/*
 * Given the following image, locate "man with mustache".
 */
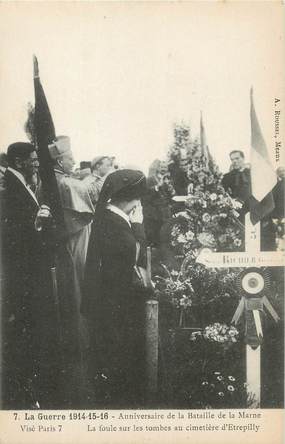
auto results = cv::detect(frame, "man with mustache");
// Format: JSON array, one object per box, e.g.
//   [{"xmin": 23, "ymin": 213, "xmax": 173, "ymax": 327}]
[{"xmin": 1, "ymin": 142, "xmax": 55, "ymax": 408}]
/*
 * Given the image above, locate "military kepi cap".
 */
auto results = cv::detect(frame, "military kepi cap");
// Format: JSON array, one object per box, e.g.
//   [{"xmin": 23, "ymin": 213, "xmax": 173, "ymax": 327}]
[
  {"xmin": 91, "ymin": 156, "xmax": 110, "ymax": 170},
  {"xmin": 48, "ymin": 135, "xmax": 71, "ymax": 160},
  {"xmin": 100, "ymin": 169, "xmax": 147, "ymax": 202}
]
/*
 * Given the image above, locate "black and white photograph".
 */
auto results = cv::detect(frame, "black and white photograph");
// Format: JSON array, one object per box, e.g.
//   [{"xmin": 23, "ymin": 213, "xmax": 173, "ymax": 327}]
[{"xmin": 0, "ymin": 2, "xmax": 284, "ymax": 443}]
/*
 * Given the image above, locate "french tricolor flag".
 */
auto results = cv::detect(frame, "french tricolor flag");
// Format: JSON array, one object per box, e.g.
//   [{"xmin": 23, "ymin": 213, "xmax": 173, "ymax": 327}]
[{"xmin": 249, "ymin": 88, "xmax": 277, "ymax": 225}]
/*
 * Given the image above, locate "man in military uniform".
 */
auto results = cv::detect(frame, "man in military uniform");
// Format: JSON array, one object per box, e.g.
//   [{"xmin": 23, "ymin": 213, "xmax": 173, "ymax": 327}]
[{"xmin": 83, "ymin": 155, "xmax": 113, "ymax": 208}]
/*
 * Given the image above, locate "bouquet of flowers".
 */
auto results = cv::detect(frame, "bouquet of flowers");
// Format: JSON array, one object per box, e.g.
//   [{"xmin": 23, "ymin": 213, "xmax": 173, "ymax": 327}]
[
  {"xmin": 164, "ymin": 122, "xmax": 244, "ymax": 254},
  {"xmin": 190, "ymin": 322, "xmax": 239, "ymax": 345},
  {"xmin": 154, "ymin": 256, "xmax": 240, "ymax": 327},
  {"xmin": 155, "ymin": 265, "xmax": 194, "ymax": 310}
]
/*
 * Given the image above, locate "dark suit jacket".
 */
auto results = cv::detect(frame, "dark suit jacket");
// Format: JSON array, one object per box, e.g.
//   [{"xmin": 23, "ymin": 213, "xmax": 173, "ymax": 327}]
[
  {"xmin": 168, "ymin": 161, "xmax": 188, "ymax": 195},
  {"xmin": 271, "ymin": 179, "xmax": 285, "ymax": 219},
  {"xmin": 221, "ymin": 168, "xmax": 251, "ymax": 202},
  {"xmin": 143, "ymin": 187, "xmax": 171, "ymax": 246},
  {"xmin": 0, "ymin": 170, "xmax": 58, "ymax": 408},
  {"xmin": 1, "ymin": 169, "xmax": 43, "ymax": 313}
]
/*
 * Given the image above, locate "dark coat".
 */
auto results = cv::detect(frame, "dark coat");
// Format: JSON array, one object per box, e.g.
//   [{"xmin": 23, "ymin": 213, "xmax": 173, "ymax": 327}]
[
  {"xmin": 143, "ymin": 187, "xmax": 171, "ymax": 246},
  {"xmin": 1, "ymin": 170, "xmax": 87, "ymax": 408},
  {"xmin": 221, "ymin": 168, "xmax": 251, "ymax": 202},
  {"xmin": 271, "ymin": 179, "xmax": 285, "ymax": 219},
  {"xmin": 82, "ymin": 209, "xmax": 148, "ymax": 407},
  {"xmin": 0, "ymin": 170, "xmax": 60, "ymax": 408},
  {"xmin": 168, "ymin": 161, "xmax": 188, "ymax": 195}
]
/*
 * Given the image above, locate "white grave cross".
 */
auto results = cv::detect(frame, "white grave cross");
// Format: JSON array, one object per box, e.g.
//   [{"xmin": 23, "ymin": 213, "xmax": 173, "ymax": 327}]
[{"xmin": 196, "ymin": 213, "xmax": 284, "ymax": 407}]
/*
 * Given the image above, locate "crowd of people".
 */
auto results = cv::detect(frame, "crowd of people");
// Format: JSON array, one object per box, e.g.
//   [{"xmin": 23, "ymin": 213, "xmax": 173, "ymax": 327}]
[
  {"xmin": 0, "ymin": 138, "xmax": 284, "ymax": 409},
  {"xmin": 0, "ymin": 137, "xmax": 157, "ymax": 409}
]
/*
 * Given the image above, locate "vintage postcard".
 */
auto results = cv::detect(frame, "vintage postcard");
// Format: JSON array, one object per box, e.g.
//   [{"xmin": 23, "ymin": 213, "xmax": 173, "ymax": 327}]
[{"xmin": 0, "ymin": 1, "xmax": 284, "ymax": 443}]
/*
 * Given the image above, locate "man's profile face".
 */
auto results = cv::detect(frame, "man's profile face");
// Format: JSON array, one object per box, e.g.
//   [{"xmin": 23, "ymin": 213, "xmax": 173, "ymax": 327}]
[
  {"xmin": 59, "ymin": 152, "xmax": 75, "ymax": 174},
  {"xmin": 230, "ymin": 152, "xmax": 244, "ymax": 171},
  {"xmin": 97, "ymin": 158, "xmax": 113, "ymax": 177},
  {"xmin": 21, "ymin": 151, "xmax": 39, "ymax": 180}
]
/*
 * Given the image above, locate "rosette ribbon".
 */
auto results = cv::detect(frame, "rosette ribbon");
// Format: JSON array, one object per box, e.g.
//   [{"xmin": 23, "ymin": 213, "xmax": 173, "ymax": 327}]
[{"xmin": 231, "ymin": 268, "xmax": 280, "ymax": 349}]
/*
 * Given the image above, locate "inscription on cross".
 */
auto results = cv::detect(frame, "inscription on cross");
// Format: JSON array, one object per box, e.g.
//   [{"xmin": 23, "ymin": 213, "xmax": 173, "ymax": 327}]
[
  {"xmin": 196, "ymin": 216, "xmax": 284, "ymax": 268},
  {"xmin": 196, "ymin": 213, "xmax": 284, "ymax": 407}
]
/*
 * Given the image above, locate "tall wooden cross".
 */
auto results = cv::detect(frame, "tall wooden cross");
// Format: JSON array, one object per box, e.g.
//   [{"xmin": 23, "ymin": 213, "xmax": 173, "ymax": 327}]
[{"xmin": 196, "ymin": 213, "xmax": 284, "ymax": 407}]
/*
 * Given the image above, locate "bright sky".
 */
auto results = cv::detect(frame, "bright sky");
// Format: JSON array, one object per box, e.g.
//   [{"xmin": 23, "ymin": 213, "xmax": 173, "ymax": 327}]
[{"xmin": 0, "ymin": 2, "xmax": 284, "ymax": 173}]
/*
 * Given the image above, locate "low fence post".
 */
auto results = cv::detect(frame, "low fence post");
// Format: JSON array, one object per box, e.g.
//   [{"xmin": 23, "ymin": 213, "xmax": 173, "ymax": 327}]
[{"xmin": 145, "ymin": 299, "xmax": 159, "ymax": 403}]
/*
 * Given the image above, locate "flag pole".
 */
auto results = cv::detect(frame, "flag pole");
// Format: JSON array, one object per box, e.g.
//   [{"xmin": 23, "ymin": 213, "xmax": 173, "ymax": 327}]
[
  {"xmin": 33, "ymin": 56, "xmax": 66, "ymax": 391},
  {"xmin": 195, "ymin": 89, "xmax": 283, "ymax": 408}
]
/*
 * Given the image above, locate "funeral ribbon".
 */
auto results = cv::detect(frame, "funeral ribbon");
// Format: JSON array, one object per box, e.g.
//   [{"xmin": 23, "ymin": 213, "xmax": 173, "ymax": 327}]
[{"xmin": 231, "ymin": 268, "xmax": 280, "ymax": 349}]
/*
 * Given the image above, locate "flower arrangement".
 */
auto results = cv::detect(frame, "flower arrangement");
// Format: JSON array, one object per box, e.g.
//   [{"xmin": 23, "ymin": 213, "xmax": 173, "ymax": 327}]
[
  {"xmin": 153, "ymin": 121, "xmax": 245, "ymax": 327},
  {"xmin": 170, "ymin": 189, "xmax": 244, "ymax": 254},
  {"xmin": 190, "ymin": 322, "xmax": 239, "ymax": 345},
  {"xmin": 154, "ymin": 257, "xmax": 240, "ymax": 328},
  {"xmin": 164, "ymin": 122, "xmax": 244, "ymax": 254},
  {"xmin": 155, "ymin": 264, "xmax": 194, "ymax": 310}
]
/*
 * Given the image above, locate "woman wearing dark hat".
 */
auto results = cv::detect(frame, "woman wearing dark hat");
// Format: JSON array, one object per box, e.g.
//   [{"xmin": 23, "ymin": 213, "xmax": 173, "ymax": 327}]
[{"xmin": 82, "ymin": 169, "xmax": 150, "ymax": 408}]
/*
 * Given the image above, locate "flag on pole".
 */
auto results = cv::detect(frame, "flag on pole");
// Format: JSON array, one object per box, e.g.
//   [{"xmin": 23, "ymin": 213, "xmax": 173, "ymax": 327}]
[
  {"xmin": 33, "ymin": 56, "xmax": 66, "ymax": 350},
  {"xmin": 33, "ymin": 55, "xmax": 65, "ymax": 234},
  {"xmin": 249, "ymin": 88, "xmax": 276, "ymax": 225}
]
